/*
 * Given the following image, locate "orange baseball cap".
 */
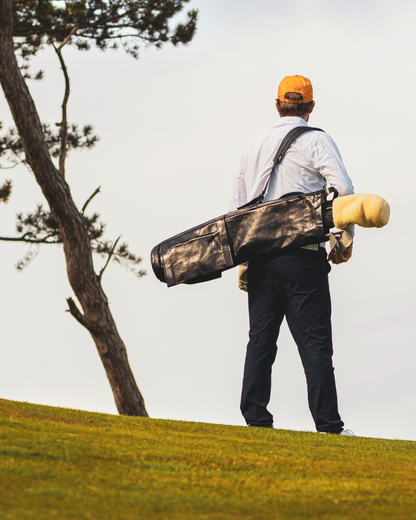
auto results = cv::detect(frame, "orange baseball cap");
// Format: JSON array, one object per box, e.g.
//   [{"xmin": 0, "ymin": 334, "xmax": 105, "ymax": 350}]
[{"xmin": 277, "ymin": 75, "xmax": 313, "ymax": 104}]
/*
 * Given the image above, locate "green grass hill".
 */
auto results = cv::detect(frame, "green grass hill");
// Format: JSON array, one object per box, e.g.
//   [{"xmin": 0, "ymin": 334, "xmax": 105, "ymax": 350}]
[{"xmin": 1, "ymin": 398, "xmax": 415, "ymax": 520}]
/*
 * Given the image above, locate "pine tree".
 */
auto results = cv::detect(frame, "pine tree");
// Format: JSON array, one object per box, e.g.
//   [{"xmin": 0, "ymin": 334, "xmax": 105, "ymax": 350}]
[{"xmin": 0, "ymin": 0, "xmax": 198, "ymax": 416}]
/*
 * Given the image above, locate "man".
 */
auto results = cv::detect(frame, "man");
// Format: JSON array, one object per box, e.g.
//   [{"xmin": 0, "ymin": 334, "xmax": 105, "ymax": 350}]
[{"xmin": 229, "ymin": 75, "xmax": 354, "ymax": 434}]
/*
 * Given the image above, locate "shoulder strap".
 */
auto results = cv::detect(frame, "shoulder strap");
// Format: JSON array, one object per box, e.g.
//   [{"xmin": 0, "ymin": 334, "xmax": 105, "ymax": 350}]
[
  {"xmin": 250, "ymin": 126, "xmax": 324, "ymax": 207},
  {"xmin": 273, "ymin": 126, "xmax": 323, "ymax": 166},
  {"xmin": 261, "ymin": 126, "xmax": 324, "ymax": 201}
]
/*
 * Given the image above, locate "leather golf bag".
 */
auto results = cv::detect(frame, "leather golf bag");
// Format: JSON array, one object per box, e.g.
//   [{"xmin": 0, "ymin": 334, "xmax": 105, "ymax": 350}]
[{"xmin": 151, "ymin": 127, "xmax": 336, "ymax": 288}]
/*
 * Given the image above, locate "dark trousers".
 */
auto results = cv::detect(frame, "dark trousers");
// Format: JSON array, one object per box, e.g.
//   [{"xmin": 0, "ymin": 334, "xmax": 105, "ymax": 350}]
[{"xmin": 240, "ymin": 248, "xmax": 344, "ymax": 433}]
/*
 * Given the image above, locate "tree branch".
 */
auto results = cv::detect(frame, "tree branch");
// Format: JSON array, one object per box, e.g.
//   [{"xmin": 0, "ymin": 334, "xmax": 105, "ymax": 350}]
[
  {"xmin": 66, "ymin": 297, "xmax": 92, "ymax": 331},
  {"xmin": 0, "ymin": 161, "xmax": 23, "ymax": 169},
  {"xmin": 53, "ymin": 26, "xmax": 78, "ymax": 178},
  {"xmin": 81, "ymin": 186, "xmax": 101, "ymax": 215},
  {"xmin": 0, "ymin": 233, "xmax": 59, "ymax": 243},
  {"xmin": 98, "ymin": 235, "xmax": 121, "ymax": 280},
  {"xmin": 57, "ymin": 25, "xmax": 79, "ymax": 52}
]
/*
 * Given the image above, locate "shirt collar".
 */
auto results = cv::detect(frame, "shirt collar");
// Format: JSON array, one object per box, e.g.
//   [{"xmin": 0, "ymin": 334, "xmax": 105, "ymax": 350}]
[{"xmin": 272, "ymin": 117, "xmax": 308, "ymax": 128}]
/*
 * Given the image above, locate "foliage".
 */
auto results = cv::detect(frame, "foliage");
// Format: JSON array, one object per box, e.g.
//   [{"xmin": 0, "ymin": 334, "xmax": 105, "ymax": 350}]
[
  {"xmin": 0, "ymin": 120, "xmax": 98, "ymax": 169},
  {"xmin": 10, "ymin": 203, "xmax": 145, "ymax": 276},
  {"xmin": 1, "ymin": 398, "xmax": 416, "ymax": 520},
  {"xmin": 12, "ymin": 0, "xmax": 198, "ymax": 60},
  {"xmin": 0, "ymin": 120, "xmax": 142, "ymax": 276},
  {"xmin": 0, "ymin": 179, "xmax": 12, "ymax": 203}
]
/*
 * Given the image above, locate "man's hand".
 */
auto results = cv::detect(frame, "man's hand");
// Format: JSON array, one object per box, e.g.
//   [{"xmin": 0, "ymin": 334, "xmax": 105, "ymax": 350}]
[
  {"xmin": 238, "ymin": 264, "xmax": 248, "ymax": 292},
  {"xmin": 328, "ymin": 245, "xmax": 353, "ymax": 265}
]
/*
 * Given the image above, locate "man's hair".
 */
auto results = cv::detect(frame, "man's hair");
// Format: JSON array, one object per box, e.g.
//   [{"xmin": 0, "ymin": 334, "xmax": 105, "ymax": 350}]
[{"xmin": 277, "ymin": 92, "xmax": 313, "ymax": 117}]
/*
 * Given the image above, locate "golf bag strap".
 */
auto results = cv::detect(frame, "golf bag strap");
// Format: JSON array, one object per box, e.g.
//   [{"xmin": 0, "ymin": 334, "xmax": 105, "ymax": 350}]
[{"xmin": 258, "ymin": 125, "xmax": 324, "ymax": 204}]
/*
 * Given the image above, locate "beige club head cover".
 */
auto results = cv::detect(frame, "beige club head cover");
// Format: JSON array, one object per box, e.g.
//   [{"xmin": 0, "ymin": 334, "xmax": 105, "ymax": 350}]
[
  {"xmin": 332, "ymin": 193, "xmax": 390, "ymax": 229},
  {"xmin": 238, "ymin": 193, "xmax": 390, "ymax": 291}
]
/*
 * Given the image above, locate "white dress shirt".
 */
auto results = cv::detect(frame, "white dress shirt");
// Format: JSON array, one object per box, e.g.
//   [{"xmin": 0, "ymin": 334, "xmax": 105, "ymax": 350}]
[{"xmin": 229, "ymin": 116, "xmax": 354, "ymax": 212}]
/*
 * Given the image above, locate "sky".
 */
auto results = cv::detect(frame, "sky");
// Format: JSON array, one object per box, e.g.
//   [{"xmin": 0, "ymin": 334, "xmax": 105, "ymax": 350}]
[{"xmin": 0, "ymin": 0, "xmax": 415, "ymax": 440}]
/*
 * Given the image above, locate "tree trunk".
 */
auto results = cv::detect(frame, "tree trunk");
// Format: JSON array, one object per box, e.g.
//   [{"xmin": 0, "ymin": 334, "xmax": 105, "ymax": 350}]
[{"xmin": 0, "ymin": 0, "xmax": 148, "ymax": 417}]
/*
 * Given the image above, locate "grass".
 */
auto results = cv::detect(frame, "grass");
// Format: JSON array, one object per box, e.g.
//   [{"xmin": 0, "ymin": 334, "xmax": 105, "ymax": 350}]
[{"xmin": 0, "ymin": 399, "xmax": 416, "ymax": 520}]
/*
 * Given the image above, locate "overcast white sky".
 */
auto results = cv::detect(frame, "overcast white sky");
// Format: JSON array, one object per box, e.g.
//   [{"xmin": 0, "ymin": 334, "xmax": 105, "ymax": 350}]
[{"xmin": 1, "ymin": 0, "xmax": 415, "ymax": 440}]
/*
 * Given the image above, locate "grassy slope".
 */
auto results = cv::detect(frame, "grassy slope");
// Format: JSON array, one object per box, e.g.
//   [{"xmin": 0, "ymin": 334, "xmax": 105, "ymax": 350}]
[{"xmin": 0, "ymin": 399, "xmax": 416, "ymax": 520}]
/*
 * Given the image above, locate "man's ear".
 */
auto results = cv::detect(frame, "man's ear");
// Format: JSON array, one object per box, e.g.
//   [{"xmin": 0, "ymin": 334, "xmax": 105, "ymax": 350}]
[
  {"xmin": 275, "ymin": 99, "xmax": 280, "ymax": 114},
  {"xmin": 309, "ymin": 100, "xmax": 316, "ymax": 114}
]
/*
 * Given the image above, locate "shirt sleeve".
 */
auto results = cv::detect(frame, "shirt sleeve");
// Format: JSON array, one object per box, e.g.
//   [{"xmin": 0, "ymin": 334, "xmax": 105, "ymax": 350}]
[
  {"xmin": 311, "ymin": 133, "xmax": 355, "ymax": 197},
  {"xmin": 229, "ymin": 159, "xmax": 247, "ymax": 212}
]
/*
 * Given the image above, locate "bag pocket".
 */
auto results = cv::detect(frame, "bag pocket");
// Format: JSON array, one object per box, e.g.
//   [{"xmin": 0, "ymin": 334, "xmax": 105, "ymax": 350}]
[{"xmin": 160, "ymin": 218, "xmax": 233, "ymax": 287}]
